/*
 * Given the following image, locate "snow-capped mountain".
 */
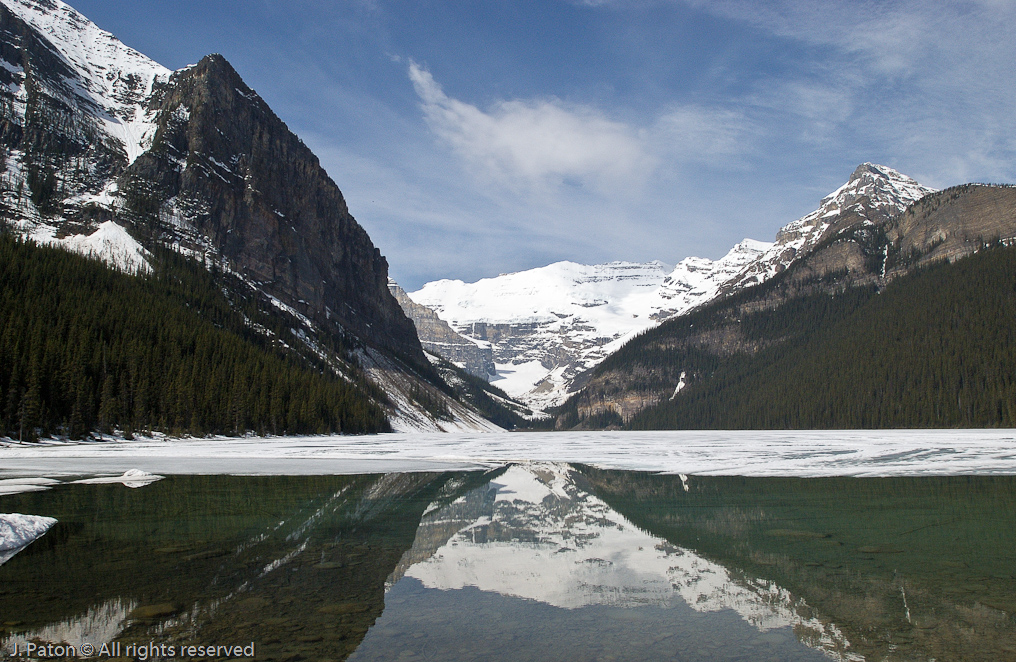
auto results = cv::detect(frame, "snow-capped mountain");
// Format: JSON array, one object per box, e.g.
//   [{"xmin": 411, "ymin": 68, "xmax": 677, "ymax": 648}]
[
  {"xmin": 409, "ymin": 163, "xmax": 935, "ymax": 411},
  {"xmin": 725, "ymin": 163, "xmax": 935, "ymax": 292},
  {"xmin": 3, "ymin": 0, "xmax": 170, "ymax": 161},
  {"xmin": 0, "ymin": 0, "xmax": 496, "ymax": 433},
  {"xmin": 0, "ymin": 0, "xmax": 168, "ymax": 270},
  {"xmin": 412, "ymin": 244, "xmax": 770, "ymax": 411},
  {"xmin": 412, "ymin": 260, "xmax": 667, "ymax": 410}
]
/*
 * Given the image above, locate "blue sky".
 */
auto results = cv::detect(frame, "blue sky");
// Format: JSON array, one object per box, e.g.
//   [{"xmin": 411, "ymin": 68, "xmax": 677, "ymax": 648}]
[{"xmin": 72, "ymin": 0, "xmax": 1016, "ymax": 289}]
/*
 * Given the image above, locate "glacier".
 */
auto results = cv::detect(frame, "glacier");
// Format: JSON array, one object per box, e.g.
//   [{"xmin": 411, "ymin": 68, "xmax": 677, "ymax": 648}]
[
  {"xmin": 412, "ymin": 240, "xmax": 770, "ymax": 410},
  {"xmin": 410, "ymin": 164, "xmax": 936, "ymax": 411}
]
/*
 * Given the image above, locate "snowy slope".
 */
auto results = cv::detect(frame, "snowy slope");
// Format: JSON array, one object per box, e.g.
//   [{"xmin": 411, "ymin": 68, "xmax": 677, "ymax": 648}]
[
  {"xmin": 411, "ymin": 245, "xmax": 770, "ymax": 409},
  {"xmin": 411, "ymin": 164, "xmax": 933, "ymax": 410},
  {"xmin": 27, "ymin": 220, "xmax": 152, "ymax": 273},
  {"xmin": 1, "ymin": 0, "xmax": 171, "ymax": 163}
]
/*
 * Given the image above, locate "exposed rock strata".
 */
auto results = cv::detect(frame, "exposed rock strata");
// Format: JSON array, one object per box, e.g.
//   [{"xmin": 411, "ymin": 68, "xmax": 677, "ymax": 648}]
[{"xmin": 388, "ymin": 280, "xmax": 495, "ymax": 379}]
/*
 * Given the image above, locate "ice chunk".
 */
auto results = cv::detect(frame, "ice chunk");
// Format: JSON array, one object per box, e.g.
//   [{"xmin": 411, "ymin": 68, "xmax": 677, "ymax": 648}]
[
  {"xmin": 0, "ymin": 513, "xmax": 57, "ymax": 565},
  {"xmin": 72, "ymin": 469, "xmax": 163, "ymax": 488}
]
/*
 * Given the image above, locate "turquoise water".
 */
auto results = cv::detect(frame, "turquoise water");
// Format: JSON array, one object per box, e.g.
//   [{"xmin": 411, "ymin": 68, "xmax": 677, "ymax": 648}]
[{"xmin": 2, "ymin": 466, "xmax": 1014, "ymax": 661}]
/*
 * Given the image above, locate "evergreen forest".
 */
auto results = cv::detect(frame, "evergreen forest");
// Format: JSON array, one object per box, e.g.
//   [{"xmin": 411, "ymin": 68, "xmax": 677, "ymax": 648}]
[
  {"xmin": 0, "ymin": 233, "xmax": 390, "ymax": 440},
  {"xmin": 623, "ymin": 244, "xmax": 1016, "ymax": 428}
]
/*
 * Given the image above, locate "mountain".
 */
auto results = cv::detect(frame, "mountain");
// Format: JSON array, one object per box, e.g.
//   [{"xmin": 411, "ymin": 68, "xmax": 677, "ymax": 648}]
[
  {"xmin": 388, "ymin": 279, "xmax": 495, "ymax": 380},
  {"xmin": 719, "ymin": 163, "xmax": 932, "ymax": 292},
  {"xmin": 408, "ymin": 163, "xmax": 934, "ymax": 412},
  {"xmin": 559, "ymin": 183, "xmax": 1016, "ymax": 429},
  {"xmin": 0, "ymin": 0, "xmax": 510, "ymax": 434}
]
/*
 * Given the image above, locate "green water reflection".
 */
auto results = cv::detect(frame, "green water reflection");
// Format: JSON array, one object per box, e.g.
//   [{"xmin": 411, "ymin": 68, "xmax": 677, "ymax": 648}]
[
  {"xmin": 0, "ymin": 467, "xmax": 1013, "ymax": 661},
  {"xmin": 0, "ymin": 473, "xmax": 487, "ymax": 661},
  {"xmin": 580, "ymin": 469, "xmax": 1016, "ymax": 661}
]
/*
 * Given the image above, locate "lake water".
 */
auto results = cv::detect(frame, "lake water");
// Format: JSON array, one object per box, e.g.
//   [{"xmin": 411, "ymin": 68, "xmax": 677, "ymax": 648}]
[{"xmin": 2, "ymin": 448, "xmax": 1015, "ymax": 661}]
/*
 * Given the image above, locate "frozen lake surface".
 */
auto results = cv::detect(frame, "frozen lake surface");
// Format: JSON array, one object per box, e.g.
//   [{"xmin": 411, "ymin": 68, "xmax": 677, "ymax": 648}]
[{"xmin": 2, "ymin": 429, "xmax": 1016, "ymax": 485}]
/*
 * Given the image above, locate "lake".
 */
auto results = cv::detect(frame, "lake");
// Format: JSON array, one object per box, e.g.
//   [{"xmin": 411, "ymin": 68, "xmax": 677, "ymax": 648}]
[{"xmin": 1, "ymin": 432, "xmax": 1015, "ymax": 661}]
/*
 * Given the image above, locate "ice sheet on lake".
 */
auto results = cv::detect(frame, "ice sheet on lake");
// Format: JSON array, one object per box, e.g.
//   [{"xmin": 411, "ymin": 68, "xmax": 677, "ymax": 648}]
[
  {"xmin": 1, "ymin": 429, "xmax": 1015, "ymax": 477},
  {"xmin": 0, "ymin": 477, "xmax": 62, "ymax": 496}
]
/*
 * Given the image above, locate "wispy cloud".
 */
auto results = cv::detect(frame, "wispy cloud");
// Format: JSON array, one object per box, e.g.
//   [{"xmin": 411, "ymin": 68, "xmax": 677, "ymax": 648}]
[
  {"xmin": 668, "ymin": 0, "xmax": 1016, "ymax": 184},
  {"xmin": 408, "ymin": 61, "xmax": 655, "ymax": 194},
  {"xmin": 408, "ymin": 60, "xmax": 762, "ymax": 197},
  {"xmin": 684, "ymin": 0, "xmax": 1016, "ymax": 80},
  {"xmin": 655, "ymin": 106, "xmax": 754, "ymax": 166}
]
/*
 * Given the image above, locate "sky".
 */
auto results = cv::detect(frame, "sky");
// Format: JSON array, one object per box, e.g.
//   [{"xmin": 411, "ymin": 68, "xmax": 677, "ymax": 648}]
[{"xmin": 68, "ymin": 0, "xmax": 1016, "ymax": 289}]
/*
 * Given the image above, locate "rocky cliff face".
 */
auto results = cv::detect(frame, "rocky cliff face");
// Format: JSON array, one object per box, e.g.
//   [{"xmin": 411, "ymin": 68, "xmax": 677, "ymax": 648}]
[
  {"xmin": 0, "ymin": 0, "xmax": 496, "ymax": 432},
  {"xmin": 122, "ymin": 54, "xmax": 423, "ymax": 362},
  {"xmin": 888, "ymin": 183, "xmax": 1016, "ymax": 269},
  {"xmin": 0, "ymin": 2, "xmax": 420, "ymax": 361},
  {"xmin": 388, "ymin": 280, "xmax": 495, "ymax": 379}
]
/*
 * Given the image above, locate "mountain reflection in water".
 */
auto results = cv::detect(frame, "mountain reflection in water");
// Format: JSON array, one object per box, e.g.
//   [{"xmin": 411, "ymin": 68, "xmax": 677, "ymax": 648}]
[{"xmin": 0, "ymin": 466, "xmax": 1013, "ymax": 661}]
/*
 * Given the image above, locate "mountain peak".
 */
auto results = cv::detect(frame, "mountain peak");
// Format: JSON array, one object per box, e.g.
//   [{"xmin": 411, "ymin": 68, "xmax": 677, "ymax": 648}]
[
  {"xmin": 850, "ymin": 162, "xmax": 898, "ymax": 180},
  {"xmin": 719, "ymin": 163, "xmax": 935, "ymax": 293},
  {"xmin": 824, "ymin": 162, "xmax": 931, "ymax": 212},
  {"xmin": 848, "ymin": 162, "xmax": 919, "ymax": 185},
  {"xmin": 0, "ymin": 0, "xmax": 170, "ymax": 164},
  {"xmin": 0, "ymin": 0, "xmax": 170, "ymax": 93}
]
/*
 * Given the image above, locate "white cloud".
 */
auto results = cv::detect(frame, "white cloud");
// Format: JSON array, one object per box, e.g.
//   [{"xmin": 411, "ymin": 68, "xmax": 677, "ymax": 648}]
[
  {"xmin": 408, "ymin": 61, "xmax": 655, "ymax": 194},
  {"xmin": 407, "ymin": 61, "xmax": 762, "ymax": 196}
]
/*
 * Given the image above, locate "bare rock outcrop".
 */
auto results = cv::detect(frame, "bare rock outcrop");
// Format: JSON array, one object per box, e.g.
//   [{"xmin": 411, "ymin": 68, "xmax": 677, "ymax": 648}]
[{"xmin": 388, "ymin": 280, "xmax": 495, "ymax": 379}]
